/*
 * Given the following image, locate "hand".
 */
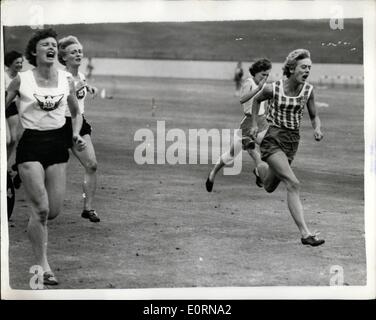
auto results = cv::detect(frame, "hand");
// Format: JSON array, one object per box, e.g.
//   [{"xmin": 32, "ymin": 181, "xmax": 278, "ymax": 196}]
[
  {"xmin": 88, "ymin": 86, "xmax": 98, "ymax": 98},
  {"xmin": 257, "ymin": 76, "xmax": 268, "ymax": 89},
  {"xmin": 249, "ymin": 126, "xmax": 259, "ymax": 140},
  {"xmin": 314, "ymin": 129, "xmax": 323, "ymax": 141},
  {"xmin": 73, "ymin": 135, "xmax": 87, "ymax": 151}
]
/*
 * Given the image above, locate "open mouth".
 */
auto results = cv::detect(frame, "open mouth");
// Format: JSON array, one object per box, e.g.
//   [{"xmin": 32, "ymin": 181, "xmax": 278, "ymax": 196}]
[
  {"xmin": 302, "ymin": 74, "xmax": 308, "ymax": 81},
  {"xmin": 46, "ymin": 51, "xmax": 56, "ymax": 58}
]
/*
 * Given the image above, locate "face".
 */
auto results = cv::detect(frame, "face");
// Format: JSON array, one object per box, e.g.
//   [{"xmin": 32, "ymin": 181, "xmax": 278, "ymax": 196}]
[
  {"xmin": 10, "ymin": 57, "xmax": 23, "ymax": 73},
  {"xmin": 254, "ymin": 68, "xmax": 271, "ymax": 85},
  {"xmin": 64, "ymin": 43, "xmax": 83, "ymax": 67},
  {"xmin": 291, "ymin": 58, "xmax": 312, "ymax": 83},
  {"xmin": 35, "ymin": 37, "xmax": 58, "ymax": 65}
]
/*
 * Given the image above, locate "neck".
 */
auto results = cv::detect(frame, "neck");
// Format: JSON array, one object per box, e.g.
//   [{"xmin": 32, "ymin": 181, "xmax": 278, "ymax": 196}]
[
  {"xmin": 36, "ymin": 63, "xmax": 55, "ymax": 79},
  {"xmin": 285, "ymin": 77, "xmax": 301, "ymax": 90},
  {"xmin": 66, "ymin": 64, "xmax": 79, "ymax": 76}
]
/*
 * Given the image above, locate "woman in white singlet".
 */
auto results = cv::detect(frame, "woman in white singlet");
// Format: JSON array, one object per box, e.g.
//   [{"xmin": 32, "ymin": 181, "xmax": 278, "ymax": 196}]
[
  {"xmin": 206, "ymin": 58, "xmax": 271, "ymax": 192},
  {"xmin": 5, "ymin": 29, "xmax": 86, "ymax": 286},
  {"xmin": 58, "ymin": 36, "xmax": 100, "ymax": 223},
  {"xmin": 249, "ymin": 49, "xmax": 325, "ymax": 247}
]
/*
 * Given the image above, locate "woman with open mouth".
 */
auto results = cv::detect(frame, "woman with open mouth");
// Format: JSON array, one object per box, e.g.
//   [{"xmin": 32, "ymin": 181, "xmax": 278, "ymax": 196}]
[
  {"xmin": 58, "ymin": 35, "xmax": 100, "ymax": 223},
  {"xmin": 248, "ymin": 48, "xmax": 325, "ymax": 247},
  {"xmin": 5, "ymin": 28, "xmax": 86, "ymax": 286}
]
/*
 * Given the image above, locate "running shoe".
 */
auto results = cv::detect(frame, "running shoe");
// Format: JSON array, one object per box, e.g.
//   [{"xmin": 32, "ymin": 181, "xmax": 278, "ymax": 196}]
[
  {"xmin": 301, "ymin": 234, "xmax": 325, "ymax": 247},
  {"xmin": 82, "ymin": 209, "xmax": 100, "ymax": 222},
  {"xmin": 43, "ymin": 271, "xmax": 59, "ymax": 285},
  {"xmin": 205, "ymin": 174, "xmax": 214, "ymax": 192}
]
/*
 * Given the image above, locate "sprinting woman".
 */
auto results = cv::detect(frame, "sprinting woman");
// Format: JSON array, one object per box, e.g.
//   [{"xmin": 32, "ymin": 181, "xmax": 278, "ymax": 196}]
[
  {"xmin": 249, "ymin": 49, "xmax": 325, "ymax": 247},
  {"xmin": 5, "ymin": 28, "xmax": 86, "ymax": 285},
  {"xmin": 58, "ymin": 35, "xmax": 100, "ymax": 223}
]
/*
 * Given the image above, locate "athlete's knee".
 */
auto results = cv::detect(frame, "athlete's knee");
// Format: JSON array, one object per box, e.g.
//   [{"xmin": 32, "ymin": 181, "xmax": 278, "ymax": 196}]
[
  {"xmin": 285, "ymin": 178, "xmax": 300, "ymax": 192},
  {"xmin": 34, "ymin": 205, "xmax": 50, "ymax": 223}
]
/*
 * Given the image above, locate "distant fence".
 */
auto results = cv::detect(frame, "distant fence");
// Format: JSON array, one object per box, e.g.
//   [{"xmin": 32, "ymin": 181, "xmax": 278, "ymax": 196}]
[
  {"xmin": 19, "ymin": 57, "xmax": 364, "ymax": 88},
  {"xmin": 81, "ymin": 58, "xmax": 364, "ymax": 88},
  {"xmin": 86, "ymin": 50, "xmax": 363, "ymax": 65}
]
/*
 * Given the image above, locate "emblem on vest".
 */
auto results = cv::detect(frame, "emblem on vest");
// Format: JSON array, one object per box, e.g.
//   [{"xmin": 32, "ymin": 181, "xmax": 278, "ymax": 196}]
[
  {"xmin": 76, "ymin": 86, "xmax": 86, "ymax": 100},
  {"xmin": 33, "ymin": 94, "xmax": 64, "ymax": 111}
]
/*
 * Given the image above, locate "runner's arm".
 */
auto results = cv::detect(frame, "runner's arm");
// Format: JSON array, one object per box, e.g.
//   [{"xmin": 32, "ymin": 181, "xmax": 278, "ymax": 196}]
[
  {"xmin": 239, "ymin": 76, "xmax": 268, "ymax": 104},
  {"xmin": 307, "ymin": 90, "xmax": 323, "ymax": 141},
  {"xmin": 5, "ymin": 75, "xmax": 20, "ymax": 109},
  {"xmin": 67, "ymin": 77, "xmax": 86, "ymax": 150},
  {"xmin": 249, "ymin": 84, "xmax": 273, "ymax": 138}
]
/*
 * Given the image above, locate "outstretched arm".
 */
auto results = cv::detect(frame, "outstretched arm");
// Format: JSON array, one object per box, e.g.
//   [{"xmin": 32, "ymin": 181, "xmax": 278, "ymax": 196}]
[
  {"xmin": 249, "ymin": 83, "xmax": 273, "ymax": 138},
  {"xmin": 306, "ymin": 90, "xmax": 323, "ymax": 141},
  {"xmin": 67, "ymin": 77, "xmax": 86, "ymax": 151},
  {"xmin": 239, "ymin": 76, "xmax": 268, "ymax": 105},
  {"xmin": 86, "ymin": 83, "xmax": 98, "ymax": 98}
]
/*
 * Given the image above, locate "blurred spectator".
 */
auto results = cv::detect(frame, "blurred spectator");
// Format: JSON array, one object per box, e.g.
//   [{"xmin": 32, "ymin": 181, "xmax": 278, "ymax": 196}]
[
  {"xmin": 234, "ymin": 61, "xmax": 244, "ymax": 96},
  {"xmin": 86, "ymin": 57, "xmax": 94, "ymax": 79}
]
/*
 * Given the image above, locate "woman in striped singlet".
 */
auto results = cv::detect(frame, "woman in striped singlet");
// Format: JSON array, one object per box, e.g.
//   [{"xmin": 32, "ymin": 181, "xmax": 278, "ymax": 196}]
[
  {"xmin": 249, "ymin": 49, "xmax": 325, "ymax": 247},
  {"xmin": 58, "ymin": 35, "xmax": 100, "ymax": 223},
  {"xmin": 5, "ymin": 29, "xmax": 86, "ymax": 285},
  {"xmin": 206, "ymin": 58, "xmax": 271, "ymax": 192}
]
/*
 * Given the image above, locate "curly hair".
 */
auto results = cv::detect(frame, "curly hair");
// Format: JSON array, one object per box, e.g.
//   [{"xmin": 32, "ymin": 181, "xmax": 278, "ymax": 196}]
[
  {"xmin": 4, "ymin": 51, "xmax": 23, "ymax": 67},
  {"xmin": 58, "ymin": 35, "xmax": 82, "ymax": 65},
  {"xmin": 249, "ymin": 58, "xmax": 272, "ymax": 77},
  {"xmin": 282, "ymin": 49, "xmax": 311, "ymax": 78},
  {"xmin": 25, "ymin": 28, "xmax": 58, "ymax": 66}
]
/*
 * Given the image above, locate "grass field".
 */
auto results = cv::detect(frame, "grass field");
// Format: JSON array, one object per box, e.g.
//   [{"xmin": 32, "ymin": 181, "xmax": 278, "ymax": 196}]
[
  {"xmin": 6, "ymin": 75, "xmax": 366, "ymax": 290},
  {"xmin": 4, "ymin": 19, "xmax": 363, "ymax": 63}
]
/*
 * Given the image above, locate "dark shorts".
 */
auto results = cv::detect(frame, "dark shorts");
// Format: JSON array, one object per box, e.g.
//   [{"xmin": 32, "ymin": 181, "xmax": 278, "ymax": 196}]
[
  {"xmin": 64, "ymin": 116, "xmax": 92, "ymax": 148},
  {"xmin": 16, "ymin": 126, "xmax": 69, "ymax": 169},
  {"xmin": 260, "ymin": 125, "xmax": 300, "ymax": 163},
  {"xmin": 6, "ymin": 101, "xmax": 18, "ymax": 118}
]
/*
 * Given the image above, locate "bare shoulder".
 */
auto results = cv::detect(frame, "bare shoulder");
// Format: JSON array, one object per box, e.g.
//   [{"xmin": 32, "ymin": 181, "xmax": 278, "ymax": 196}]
[{"xmin": 7, "ymin": 74, "xmax": 21, "ymax": 91}]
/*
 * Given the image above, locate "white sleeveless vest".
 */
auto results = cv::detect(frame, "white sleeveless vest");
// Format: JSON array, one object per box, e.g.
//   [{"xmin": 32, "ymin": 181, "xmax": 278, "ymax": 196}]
[
  {"xmin": 65, "ymin": 71, "xmax": 87, "ymax": 116},
  {"xmin": 17, "ymin": 69, "xmax": 70, "ymax": 130}
]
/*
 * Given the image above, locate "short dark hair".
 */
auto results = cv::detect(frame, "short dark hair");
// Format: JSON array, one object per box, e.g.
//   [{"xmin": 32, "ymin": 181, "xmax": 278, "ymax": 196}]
[
  {"xmin": 249, "ymin": 58, "xmax": 272, "ymax": 77},
  {"xmin": 4, "ymin": 50, "xmax": 23, "ymax": 67},
  {"xmin": 25, "ymin": 28, "xmax": 58, "ymax": 66}
]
